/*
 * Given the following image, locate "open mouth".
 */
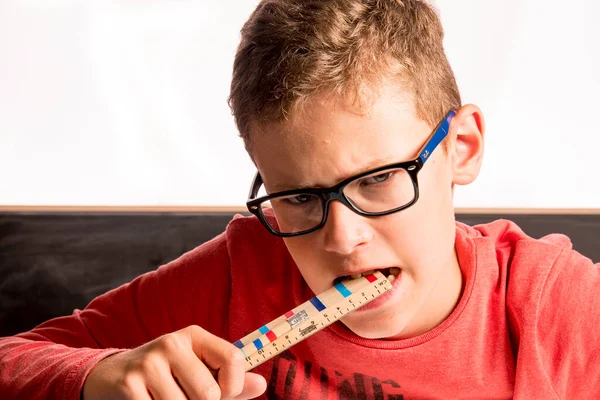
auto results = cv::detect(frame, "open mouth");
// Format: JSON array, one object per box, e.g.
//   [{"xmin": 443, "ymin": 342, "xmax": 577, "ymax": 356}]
[{"xmin": 333, "ymin": 267, "xmax": 401, "ymax": 285}]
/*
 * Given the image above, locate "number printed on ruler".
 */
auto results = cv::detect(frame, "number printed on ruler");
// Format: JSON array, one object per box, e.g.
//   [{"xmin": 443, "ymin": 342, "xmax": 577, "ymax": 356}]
[{"xmin": 233, "ymin": 271, "xmax": 393, "ymax": 371}]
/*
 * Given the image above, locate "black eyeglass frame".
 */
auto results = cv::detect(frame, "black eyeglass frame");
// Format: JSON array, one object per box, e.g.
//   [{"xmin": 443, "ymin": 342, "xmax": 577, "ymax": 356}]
[{"xmin": 246, "ymin": 110, "xmax": 456, "ymax": 237}]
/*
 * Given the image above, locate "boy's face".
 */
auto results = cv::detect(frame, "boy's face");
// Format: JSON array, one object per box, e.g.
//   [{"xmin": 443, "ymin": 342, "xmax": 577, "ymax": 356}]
[{"xmin": 250, "ymin": 82, "xmax": 482, "ymax": 339}]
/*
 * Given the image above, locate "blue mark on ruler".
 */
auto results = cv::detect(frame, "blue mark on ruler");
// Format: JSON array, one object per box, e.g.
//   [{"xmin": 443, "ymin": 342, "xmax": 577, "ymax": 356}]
[
  {"xmin": 309, "ymin": 296, "xmax": 326, "ymax": 312},
  {"xmin": 233, "ymin": 340, "xmax": 244, "ymax": 349},
  {"xmin": 259, "ymin": 325, "xmax": 269, "ymax": 334},
  {"xmin": 334, "ymin": 282, "xmax": 352, "ymax": 298},
  {"xmin": 253, "ymin": 338, "xmax": 264, "ymax": 350}
]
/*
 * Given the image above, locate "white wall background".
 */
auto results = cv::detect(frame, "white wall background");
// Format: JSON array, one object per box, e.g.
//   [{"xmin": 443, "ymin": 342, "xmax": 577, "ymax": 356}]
[{"xmin": 0, "ymin": 0, "xmax": 598, "ymax": 207}]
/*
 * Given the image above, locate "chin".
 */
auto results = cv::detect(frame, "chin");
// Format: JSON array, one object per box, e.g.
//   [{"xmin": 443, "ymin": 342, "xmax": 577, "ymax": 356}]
[
  {"xmin": 344, "ymin": 323, "xmax": 405, "ymax": 340},
  {"xmin": 342, "ymin": 314, "xmax": 408, "ymax": 340}
]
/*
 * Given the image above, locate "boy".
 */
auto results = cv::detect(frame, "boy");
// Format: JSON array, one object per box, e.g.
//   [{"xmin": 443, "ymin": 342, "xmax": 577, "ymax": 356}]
[{"xmin": 1, "ymin": 0, "xmax": 599, "ymax": 398}]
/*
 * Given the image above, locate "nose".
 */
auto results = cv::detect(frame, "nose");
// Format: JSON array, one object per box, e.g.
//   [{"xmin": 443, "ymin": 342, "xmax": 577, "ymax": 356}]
[{"xmin": 322, "ymin": 200, "xmax": 373, "ymax": 255}]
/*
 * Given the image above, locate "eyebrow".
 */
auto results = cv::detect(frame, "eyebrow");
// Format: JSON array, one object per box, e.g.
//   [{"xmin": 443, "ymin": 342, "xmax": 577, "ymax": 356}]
[{"xmin": 269, "ymin": 156, "xmax": 398, "ymax": 192}]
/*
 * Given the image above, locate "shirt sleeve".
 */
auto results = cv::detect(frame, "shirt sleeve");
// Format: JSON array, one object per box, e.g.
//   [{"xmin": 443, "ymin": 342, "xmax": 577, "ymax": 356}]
[
  {"xmin": 535, "ymin": 243, "xmax": 600, "ymax": 397},
  {"xmin": 0, "ymin": 231, "xmax": 232, "ymax": 399}
]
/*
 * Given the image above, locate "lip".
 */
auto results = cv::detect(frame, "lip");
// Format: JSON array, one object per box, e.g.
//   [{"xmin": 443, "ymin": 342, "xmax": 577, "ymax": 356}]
[
  {"xmin": 353, "ymin": 269, "xmax": 402, "ymax": 312},
  {"xmin": 333, "ymin": 266, "xmax": 397, "ymax": 283}
]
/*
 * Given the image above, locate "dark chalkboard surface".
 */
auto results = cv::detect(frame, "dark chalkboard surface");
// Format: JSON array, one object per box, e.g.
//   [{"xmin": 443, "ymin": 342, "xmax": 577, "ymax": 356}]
[{"xmin": 1, "ymin": 211, "xmax": 598, "ymax": 336}]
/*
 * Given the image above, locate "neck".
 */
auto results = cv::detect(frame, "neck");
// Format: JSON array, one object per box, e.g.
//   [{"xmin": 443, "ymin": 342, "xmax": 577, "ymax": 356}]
[{"xmin": 399, "ymin": 249, "xmax": 464, "ymax": 339}]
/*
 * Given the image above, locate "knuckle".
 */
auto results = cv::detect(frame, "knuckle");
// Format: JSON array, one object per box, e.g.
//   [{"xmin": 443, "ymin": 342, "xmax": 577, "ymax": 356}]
[
  {"xmin": 139, "ymin": 352, "xmax": 163, "ymax": 375},
  {"xmin": 187, "ymin": 324, "xmax": 204, "ymax": 337},
  {"xmin": 120, "ymin": 373, "xmax": 143, "ymax": 396},
  {"xmin": 227, "ymin": 347, "xmax": 245, "ymax": 365},
  {"xmin": 158, "ymin": 333, "xmax": 184, "ymax": 353}
]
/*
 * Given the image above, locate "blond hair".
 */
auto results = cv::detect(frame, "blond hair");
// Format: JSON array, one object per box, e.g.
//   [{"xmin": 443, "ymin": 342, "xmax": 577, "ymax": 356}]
[{"xmin": 229, "ymin": 0, "xmax": 461, "ymax": 152}]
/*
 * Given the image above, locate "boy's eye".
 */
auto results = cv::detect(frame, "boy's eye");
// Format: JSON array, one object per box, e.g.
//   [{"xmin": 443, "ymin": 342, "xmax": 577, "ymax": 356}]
[
  {"xmin": 360, "ymin": 172, "xmax": 393, "ymax": 186},
  {"xmin": 286, "ymin": 194, "xmax": 314, "ymax": 205}
]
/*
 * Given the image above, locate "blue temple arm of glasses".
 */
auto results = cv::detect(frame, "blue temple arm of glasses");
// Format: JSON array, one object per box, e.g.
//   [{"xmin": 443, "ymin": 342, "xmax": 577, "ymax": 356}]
[{"xmin": 418, "ymin": 110, "xmax": 456, "ymax": 164}]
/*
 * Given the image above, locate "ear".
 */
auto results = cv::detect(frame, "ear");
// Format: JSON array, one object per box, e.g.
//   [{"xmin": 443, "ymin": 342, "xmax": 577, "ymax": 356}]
[{"xmin": 449, "ymin": 104, "xmax": 485, "ymax": 186}]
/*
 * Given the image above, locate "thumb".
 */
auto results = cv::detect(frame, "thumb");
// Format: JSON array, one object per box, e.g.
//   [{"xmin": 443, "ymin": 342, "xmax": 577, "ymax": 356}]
[{"xmin": 235, "ymin": 372, "xmax": 267, "ymax": 399}]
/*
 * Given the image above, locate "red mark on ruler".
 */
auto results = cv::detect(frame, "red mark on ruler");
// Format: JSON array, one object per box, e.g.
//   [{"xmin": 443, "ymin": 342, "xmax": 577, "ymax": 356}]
[{"xmin": 266, "ymin": 331, "xmax": 277, "ymax": 342}]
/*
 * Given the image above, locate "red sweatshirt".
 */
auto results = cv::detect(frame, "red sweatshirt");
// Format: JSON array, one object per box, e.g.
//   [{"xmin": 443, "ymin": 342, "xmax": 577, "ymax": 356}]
[{"xmin": 1, "ymin": 215, "xmax": 599, "ymax": 399}]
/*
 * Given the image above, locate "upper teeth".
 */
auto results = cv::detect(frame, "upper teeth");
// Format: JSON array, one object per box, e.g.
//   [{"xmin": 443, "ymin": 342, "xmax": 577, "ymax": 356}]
[
  {"xmin": 343, "ymin": 268, "xmax": 400, "ymax": 281},
  {"xmin": 349, "ymin": 270, "xmax": 375, "ymax": 279}
]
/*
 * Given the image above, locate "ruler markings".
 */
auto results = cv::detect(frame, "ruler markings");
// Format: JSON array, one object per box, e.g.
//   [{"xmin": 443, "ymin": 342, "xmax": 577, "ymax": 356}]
[{"xmin": 235, "ymin": 271, "xmax": 393, "ymax": 371}]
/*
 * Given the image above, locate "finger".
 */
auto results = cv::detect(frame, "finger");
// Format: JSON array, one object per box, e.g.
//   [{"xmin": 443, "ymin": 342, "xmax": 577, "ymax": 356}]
[
  {"xmin": 170, "ymin": 349, "xmax": 223, "ymax": 400},
  {"xmin": 235, "ymin": 372, "xmax": 268, "ymax": 400},
  {"xmin": 214, "ymin": 348, "xmax": 246, "ymax": 398},
  {"xmin": 120, "ymin": 374, "xmax": 154, "ymax": 400},
  {"xmin": 186, "ymin": 326, "xmax": 246, "ymax": 395},
  {"xmin": 142, "ymin": 356, "xmax": 188, "ymax": 400},
  {"xmin": 146, "ymin": 376, "xmax": 188, "ymax": 400}
]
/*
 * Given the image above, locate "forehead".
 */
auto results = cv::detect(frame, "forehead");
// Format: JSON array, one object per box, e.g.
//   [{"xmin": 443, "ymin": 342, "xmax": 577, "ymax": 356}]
[{"xmin": 249, "ymin": 84, "xmax": 430, "ymax": 191}]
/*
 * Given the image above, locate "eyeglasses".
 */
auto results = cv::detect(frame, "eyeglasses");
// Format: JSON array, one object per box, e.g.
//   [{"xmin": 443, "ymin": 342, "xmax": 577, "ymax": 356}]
[{"xmin": 246, "ymin": 110, "xmax": 456, "ymax": 237}]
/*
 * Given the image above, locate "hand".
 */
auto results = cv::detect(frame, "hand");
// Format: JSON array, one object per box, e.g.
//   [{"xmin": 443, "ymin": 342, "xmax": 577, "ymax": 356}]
[{"xmin": 82, "ymin": 325, "xmax": 267, "ymax": 400}]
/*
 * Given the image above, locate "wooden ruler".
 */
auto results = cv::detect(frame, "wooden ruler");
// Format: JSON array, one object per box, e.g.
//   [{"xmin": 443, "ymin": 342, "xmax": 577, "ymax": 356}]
[{"xmin": 233, "ymin": 271, "xmax": 392, "ymax": 371}]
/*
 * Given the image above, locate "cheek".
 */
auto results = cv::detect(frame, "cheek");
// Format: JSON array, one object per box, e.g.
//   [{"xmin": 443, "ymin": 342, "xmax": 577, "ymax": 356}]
[
  {"xmin": 283, "ymin": 237, "xmax": 328, "ymax": 282},
  {"xmin": 422, "ymin": 153, "xmax": 454, "ymax": 200},
  {"xmin": 378, "ymin": 175, "xmax": 456, "ymax": 274},
  {"xmin": 410, "ymin": 155, "xmax": 455, "ymax": 230},
  {"xmin": 380, "ymin": 212, "xmax": 454, "ymax": 286},
  {"xmin": 377, "ymin": 212, "xmax": 423, "ymax": 260}
]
